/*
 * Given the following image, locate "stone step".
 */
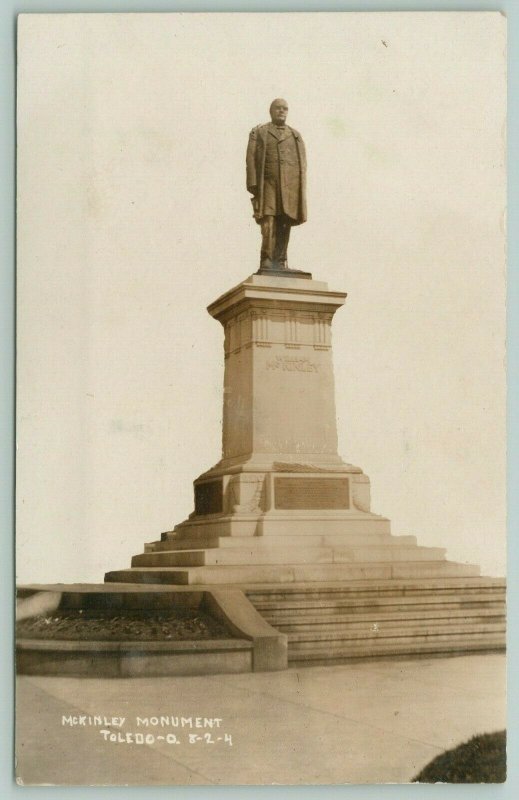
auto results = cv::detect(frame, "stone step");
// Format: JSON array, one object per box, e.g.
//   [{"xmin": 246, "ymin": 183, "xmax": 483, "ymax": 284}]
[
  {"xmin": 135, "ymin": 546, "xmax": 336, "ymax": 567},
  {"xmin": 261, "ymin": 602, "xmax": 504, "ymax": 620},
  {"xmin": 284, "ymin": 620, "xmax": 505, "ymax": 644},
  {"xmin": 259, "ymin": 533, "xmax": 418, "ymax": 547},
  {"xmin": 288, "ymin": 628, "xmax": 505, "ymax": 650},
  {"xmin": 287, "ymin": 636, "xmax": 505, "ymax": 662},
  {"xmin": 166, "ymin": 516, "xmax": 393, "ymax": 539},
  {"xmin": 150, "ymin": 535, "xmax": 260, "ymax": 552},
  {"xmin": 105, "ymin": 559, "xmax": 481, "ymax": 586},
  {"xmin": 246, "ymin": 576, "xmax": 506, "ymax": 610},
  {"xmin": 245, "ymin": 576, "xmax": 505, "ymax": 600},
  {"xmin": 262, "ymin": 607, "xmax": 505, "ymax": 630},
  {"xmin": 132, "ymin": 544, "xmax": 447, "ymax": 568},
  {"xmin": 146, "ymin": 533, "xmax": 418, "ymax": 552},
  {"xmin": 250, "ymin": 592, "xmax": 505, "ymax": 614}
]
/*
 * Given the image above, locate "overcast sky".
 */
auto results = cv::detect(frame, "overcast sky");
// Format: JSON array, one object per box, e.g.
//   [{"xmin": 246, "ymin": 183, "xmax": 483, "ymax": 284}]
[{"xmin": 17, "ymin": 11, "xmax": 506, "ymax": 582}]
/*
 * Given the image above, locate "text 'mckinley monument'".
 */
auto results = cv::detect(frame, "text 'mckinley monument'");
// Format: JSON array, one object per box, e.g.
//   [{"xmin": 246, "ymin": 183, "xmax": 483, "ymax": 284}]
[{"xmin": 18, "ymin": 98, "xmax": 505, "ymax": 677}]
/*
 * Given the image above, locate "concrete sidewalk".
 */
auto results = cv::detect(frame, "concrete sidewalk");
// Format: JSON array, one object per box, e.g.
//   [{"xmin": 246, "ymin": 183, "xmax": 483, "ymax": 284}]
[{"xmin": 16, "ymin": 653, "xmax": 506, "ymax": 785}]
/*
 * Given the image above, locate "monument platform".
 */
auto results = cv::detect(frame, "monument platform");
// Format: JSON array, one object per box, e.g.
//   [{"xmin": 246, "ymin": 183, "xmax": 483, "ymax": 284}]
[{"xmin": 103, "ymin": 272, "xmax": 505, "ymax": 665}]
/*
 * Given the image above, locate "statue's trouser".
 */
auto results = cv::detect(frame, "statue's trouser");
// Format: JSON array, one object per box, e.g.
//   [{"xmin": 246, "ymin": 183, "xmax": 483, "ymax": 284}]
[{"xmin": 260, "ymin": 214, "xmax": 291, "ymax": 268}]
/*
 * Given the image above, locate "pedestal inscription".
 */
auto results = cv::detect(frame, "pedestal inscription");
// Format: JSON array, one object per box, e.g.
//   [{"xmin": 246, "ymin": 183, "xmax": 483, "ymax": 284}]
[
  {"xmin": 274, "ymin": 477, "xmax": 350, "ymax": 510},
  {"xmin": 266, "ymin": 355, "xmax": 319, "ymax": 372}
]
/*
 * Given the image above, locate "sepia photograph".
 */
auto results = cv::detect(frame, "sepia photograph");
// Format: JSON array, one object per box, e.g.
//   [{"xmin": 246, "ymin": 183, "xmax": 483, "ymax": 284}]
[{"xmin": 15, "ymin": 10, "xmax": 507, "ymax": 785}]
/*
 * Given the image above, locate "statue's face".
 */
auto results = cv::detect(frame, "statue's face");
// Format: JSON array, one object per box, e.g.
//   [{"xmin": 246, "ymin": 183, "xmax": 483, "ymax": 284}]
[{"xmin": 270, "ymin": 100, "xmax": 288, "ymax": 125}]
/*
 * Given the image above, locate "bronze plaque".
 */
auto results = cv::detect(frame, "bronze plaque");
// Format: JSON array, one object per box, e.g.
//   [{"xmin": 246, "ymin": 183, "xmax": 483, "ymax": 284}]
[
  {"xmin": 274, "ymin": 477, "xmax": 350, "ymax": 510},
  {"xmin": 194, "ymin": 480, "xmax": 223, "ymax": 515}
]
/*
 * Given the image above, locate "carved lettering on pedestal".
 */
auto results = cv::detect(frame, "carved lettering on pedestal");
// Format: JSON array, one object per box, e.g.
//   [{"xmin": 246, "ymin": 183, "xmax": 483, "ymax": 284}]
[{"xmin": 266, "ymin": 355, "xmax": 319, "ymax": 373}]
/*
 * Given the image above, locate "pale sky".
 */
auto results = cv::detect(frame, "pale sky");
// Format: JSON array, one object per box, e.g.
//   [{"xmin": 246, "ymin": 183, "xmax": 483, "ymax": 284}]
[{"xmin": 17, "ymin": 11, "xmax": 506, "ymax": 582}]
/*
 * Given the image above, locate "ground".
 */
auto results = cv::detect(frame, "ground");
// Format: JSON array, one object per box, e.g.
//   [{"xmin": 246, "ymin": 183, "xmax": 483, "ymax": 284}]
[{"xmin": 15, "ymin": 653, "xmax": 506, "ymax": 785}]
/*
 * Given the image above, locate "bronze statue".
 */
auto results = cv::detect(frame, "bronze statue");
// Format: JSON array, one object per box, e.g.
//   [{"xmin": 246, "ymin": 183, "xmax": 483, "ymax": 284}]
[{"xmin": 246, "ymin": 99, "xmax": 307, "ymax": 271}]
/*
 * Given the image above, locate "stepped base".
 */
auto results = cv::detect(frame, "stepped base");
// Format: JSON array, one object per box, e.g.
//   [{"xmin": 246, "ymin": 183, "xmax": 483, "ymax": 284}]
[
  {"xmin": 104, "ymin": 487, "xmax": 501, "ymax": 664},
  {"xmin": 106, "ymin": 559, "xmax": 480, "ymax": 586},
  {"xmin": 132, "ymin": 544, "xmax": 446, "ymax": 568},
  {"xmin": 112, "ymin": 520, "xmax": 480, "ymax": 586}
]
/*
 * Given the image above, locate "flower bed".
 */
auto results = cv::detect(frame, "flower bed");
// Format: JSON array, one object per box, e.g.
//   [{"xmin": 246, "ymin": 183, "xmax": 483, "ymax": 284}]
[{"xmin": 16, "ymin": 609, "xmax": 233, "ymax": 642}]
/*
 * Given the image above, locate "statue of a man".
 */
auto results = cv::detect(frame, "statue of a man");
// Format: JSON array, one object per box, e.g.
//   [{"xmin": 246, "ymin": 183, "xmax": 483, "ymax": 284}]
[{"xmin": 246, "ymin": 99, "xmax": 307, "ymax": 271}]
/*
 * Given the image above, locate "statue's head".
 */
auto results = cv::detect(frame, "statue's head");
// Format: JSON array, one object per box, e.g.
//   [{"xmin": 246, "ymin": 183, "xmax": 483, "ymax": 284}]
[{"xmin": 269, "ymin": 98, "xmax": 289, "ymax": 126}]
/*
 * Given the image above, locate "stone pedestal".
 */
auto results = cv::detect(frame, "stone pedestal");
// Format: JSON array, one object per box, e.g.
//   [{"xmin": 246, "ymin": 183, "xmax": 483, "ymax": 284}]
[
  {"xmin": 172, "ymin": 273, "xmax": 386, "ymax": 545},
  {"xmin": 215, "ymin": 273, "xmax": 346, "ymax": 467},
  {"xmin": 106, "ymin": 272, "xmax": 480, "ymax": 587}
]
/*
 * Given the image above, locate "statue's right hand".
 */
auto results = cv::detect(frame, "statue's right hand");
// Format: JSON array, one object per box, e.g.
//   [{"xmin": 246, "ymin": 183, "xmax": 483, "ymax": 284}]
[{"xmin": 248, "ymin": 185, "xmax": 258, "ymax": 196}]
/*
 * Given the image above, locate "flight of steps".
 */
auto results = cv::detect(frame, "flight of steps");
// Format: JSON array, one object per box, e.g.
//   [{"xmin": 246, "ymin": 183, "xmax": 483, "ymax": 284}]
[
  {"xmin": 245, "ymin": 578, "xmax": 506, "ymax": 664},
  {"xmin": 105, "ymin": 530, "xmax": 506, "ymax": 664}
]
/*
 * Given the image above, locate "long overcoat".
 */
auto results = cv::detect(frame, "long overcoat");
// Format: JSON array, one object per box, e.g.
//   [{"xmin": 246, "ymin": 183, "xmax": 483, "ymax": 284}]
[{"xmin": 246, "ymin": 123, "xmax": 307, "ymax": 226}]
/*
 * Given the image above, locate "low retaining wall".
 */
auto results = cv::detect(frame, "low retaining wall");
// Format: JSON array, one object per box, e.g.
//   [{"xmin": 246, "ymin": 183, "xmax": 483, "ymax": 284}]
[
  {"xmin": 16, "ymin": 637, "xmax": 253, "ymax": 678},
  {"xmin": 16, "ymin": 583, "xmax": 288, "ymax": 677}
]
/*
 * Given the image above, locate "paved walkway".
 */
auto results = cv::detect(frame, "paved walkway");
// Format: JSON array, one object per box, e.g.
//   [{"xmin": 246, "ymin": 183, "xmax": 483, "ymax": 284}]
[{"xmin": 16, "ymin": 654, "xmax": 506, "ymax": 785}]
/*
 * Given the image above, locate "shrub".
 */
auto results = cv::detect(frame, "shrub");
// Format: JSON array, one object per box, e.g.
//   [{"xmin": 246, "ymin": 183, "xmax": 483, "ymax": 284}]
[{"xmin": 413, "ymin": 730, "xmax": 506, "ymax": 783}]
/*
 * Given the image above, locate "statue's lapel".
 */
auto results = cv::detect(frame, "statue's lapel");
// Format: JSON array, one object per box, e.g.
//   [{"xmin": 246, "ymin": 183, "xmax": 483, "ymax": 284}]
[
  {"xmin": 278, "ymin": 128, "xmax": 293, "ymax": 143},
  {"xmin": 267, "ymin": 123, "xmax": 284, "ymax": 141}
]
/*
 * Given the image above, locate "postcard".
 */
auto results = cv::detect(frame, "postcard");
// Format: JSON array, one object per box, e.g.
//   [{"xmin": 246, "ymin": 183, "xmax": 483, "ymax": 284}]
[{"xmin": 15, "ymin": 11, "xmax": 507, "ymax": 785}]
